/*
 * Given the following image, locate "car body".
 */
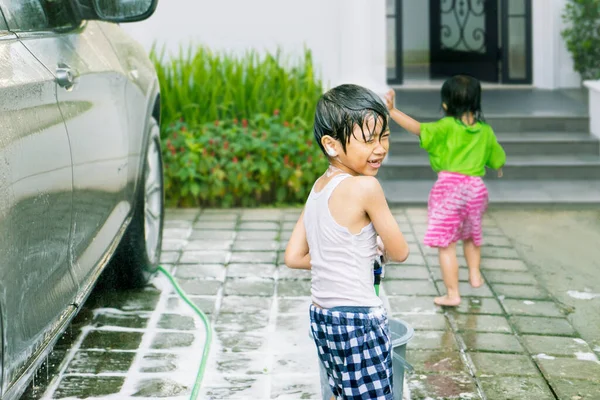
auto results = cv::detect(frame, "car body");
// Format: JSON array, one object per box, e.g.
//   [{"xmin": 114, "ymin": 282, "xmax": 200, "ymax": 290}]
[{"xmin": 0, "ymin": 1, "xmax": 163, "ymax": 398}]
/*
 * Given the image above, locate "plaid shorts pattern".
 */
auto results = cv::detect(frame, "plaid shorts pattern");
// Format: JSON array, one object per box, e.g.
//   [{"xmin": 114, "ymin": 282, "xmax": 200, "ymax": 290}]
[{"xmin": 309, "ymin": 304, "xmax": 393, "ymax": 400}]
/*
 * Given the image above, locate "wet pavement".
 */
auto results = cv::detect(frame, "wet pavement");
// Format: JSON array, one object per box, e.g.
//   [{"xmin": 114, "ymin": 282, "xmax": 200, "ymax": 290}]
[{"xmin": 21, "ymin": 207, "xmax": 600, "ymax": 400}]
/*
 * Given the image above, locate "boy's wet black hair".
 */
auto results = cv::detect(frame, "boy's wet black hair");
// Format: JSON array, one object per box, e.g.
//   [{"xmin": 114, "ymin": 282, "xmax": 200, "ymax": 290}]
[
  {"xmin": 313, "ymin": 84, "xmax": 389, "ymax": 155},
  {"xmin": 441, "ymin": 75, "xmax": 484, "ymax": 122}
]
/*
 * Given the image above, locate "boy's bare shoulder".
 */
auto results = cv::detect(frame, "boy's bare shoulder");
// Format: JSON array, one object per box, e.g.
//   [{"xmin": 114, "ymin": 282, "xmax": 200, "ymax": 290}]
[{"xmin": 342, "ymin": 175, "xmax": 384, "ymax": 196}]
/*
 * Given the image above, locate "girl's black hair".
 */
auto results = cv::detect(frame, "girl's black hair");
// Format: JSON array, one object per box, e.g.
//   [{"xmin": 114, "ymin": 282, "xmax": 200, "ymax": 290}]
[
  {"xmin": 441, "ymin": 75, "xmax": 484, "ymax": 122},
  {"xmin": 313, "ymin": 84, "xmax": 389, "ymax": 154}
]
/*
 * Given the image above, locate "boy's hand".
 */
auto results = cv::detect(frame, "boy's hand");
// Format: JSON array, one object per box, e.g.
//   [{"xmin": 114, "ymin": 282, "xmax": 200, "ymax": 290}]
[
  {"xmin": 498, "ymin": 168, "xmax": 503, "ymax": 178},
  {"xmin": 384, "ymin": 89, "xmax": 395, "ymax": 111}
]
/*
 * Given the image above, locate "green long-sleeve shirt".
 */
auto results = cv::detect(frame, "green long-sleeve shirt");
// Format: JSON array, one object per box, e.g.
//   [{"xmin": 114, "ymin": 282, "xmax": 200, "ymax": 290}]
[{"xmin": 419, "ymin": 117, "xmax": 506, "ymax": 176}]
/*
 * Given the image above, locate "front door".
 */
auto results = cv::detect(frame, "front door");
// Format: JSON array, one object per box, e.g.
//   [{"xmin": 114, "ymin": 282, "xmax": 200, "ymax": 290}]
[{"xmin": 429, "ymin": 0, "xmax": 499, "ymax": 82}]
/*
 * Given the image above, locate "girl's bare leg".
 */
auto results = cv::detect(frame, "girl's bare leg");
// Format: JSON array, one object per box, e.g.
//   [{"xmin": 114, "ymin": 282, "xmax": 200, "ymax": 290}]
[
  {"xmin": 463, "ymin": 239, "xmax": 484, "ymax": 288},
  {"xmin": 434, "ymin": 243, "xmax": 461, "ymax": 306}
]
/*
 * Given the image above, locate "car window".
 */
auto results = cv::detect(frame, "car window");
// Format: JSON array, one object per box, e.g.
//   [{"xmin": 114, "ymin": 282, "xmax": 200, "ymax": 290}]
[
  {"xmin": 0, "ymin": 8, "xmax": 8, "ymax": 31},
  {"xmin": 0, "ymin": 0, "xmax": 77, "ymax": 32}
]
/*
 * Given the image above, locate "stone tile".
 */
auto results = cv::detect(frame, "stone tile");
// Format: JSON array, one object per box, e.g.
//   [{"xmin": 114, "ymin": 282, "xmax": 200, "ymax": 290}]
[
  {"xmin": 200, "ymin": 375, "xmax": 269, "ymax": 400},
  {"xmin": 197, "ymin": 212, "xmax": 239, "ymax": 221},
  {"xmin": 163, "ymin": 228, "xmax": 193, "ymax": 240},
  {"xmin": 387, "ymin": 296, "xmax": 441, "ymax": 315},
  {"xmin": 406, "ymin": 350, "xmax": 468, "ymax": 375},
  {"xmin": 523, "ymin": 335, "xmax": 593, "ymax": 357},
  {"xmin": 226, "ymin": 263, "xmax": 276, "ymax": 279},
  {"xmin": 157, "ymin": 314, "xmax": 196, "ymax": 330},
  {"xmin": 224, "ymin": 278, "xmax": 275, "ymax": 297},
  {"xmin": 269, "ymin": 375, "xmax": 321, "ymax": 400},
  {"xmin": 184, "ymin": 239, "xmax": 232, "ymax": 251},
  {"xmin": 241, "ymin": 209, "xmax": 283, "ymax": 220},
  {"xmin": 179, "ymin": 250, "xmax": 229, "ymax": 264},
  {"xmin": 176, "ymin": 278, "xmax": 222, "ymax": 296},
  {"xmin": 492, "ymin": 284, "xmax": 549, "ymax": 300},
  {"xmin": 426, "ymin": 255, "xmax": 468, "ymax": 267},
  {"xmin": 166, "ymin": 207, "xmax": 200, "ymax": 219},
  {"xmin": 402, "ymin": 251, "xmax": 427, "ymax": 266},
  {"xmin": 479, "ymin": 376, "xmax": 555, "ymax": 400},
  {"xmin": 282, "ymin": 210, "xmax": 303, "ymax": 221},
  {"xmin": 483, "ymin": 270, "xmax": 537, "ymax": 285},
  {"xmin": 511, "ymin": 316, "xmax": 576, "ymax": 336},
  {"xmin": 189, "ymin": 229, "xmax": 235, "ymax": 240},
  {"xmin": 431, "ymin": 267, "xmax": 471, "ymax": 282},
  {"xmin": 160, "ymin": 251, "xmax": 180, "ymax": 264},
  {"xmin": 175, "ymin": 264, "xmax": 226, "ymax": 281},
  {"xmin": 219, "ymin": 296, "xmax": 272, "ymax": 314},
  {"xmin": 454, "ymin": 315, "xmax": 512, "ymax": 333},
  {"xmin": 97, "ymin": 288, "xmax": 161, "ymax": 312},
  {"xmin": 166, "ymin": 296, "xmax": 217, "ymax": 315},
  {"xmin": 52, "ymin": 376, "xmax": 125, "ymax": 398},
  {"xmin": 215, "ymin": 351, "xmax": 269, "ymax": 375},
  {"xmin": 481, "ymin": 258, "xmax": 528, "ymax": 271},
  {"xmin": 407, "ymin": 373, "xmax": 478, "ymax": 400},
  {"xmin": 232, "ymin": 240, "xmax": 278, "ymax": 251},
  {"xmin": 80, "ymin": 331, "xmax": 143, "ymax": 350},
  {"xmin": 455, "ymin": 282, "xmax": 495, "ymax": 298},
  {"xmin": 138, "ymin": 353, "xmax": 179, "ymax": 373},
  {"xmin": 384, "ymin": 265, "xmax": 431, "ymax": 280},
  {"xmin": 470, "ymin": 352, "xmax": 541, "ymax": 377},
  {"xmin": 272, "ymin": 349, "xmax": 320, "ymax": 375},
  {"xmin": 93, "ymin": 310, "xmax": 150, "ymax": 329},
  {"xmin": 132, "ymin": 378, "xmax": 189, "ymax": 398},
  {"xmin": 482, "ymin": 235, "xmax": 512, "ymax": 247},
  {"xmin": 161, "ymin": 238, "xmax": 188, "ymax": 251},
  {"xmin": 450, "ymin": 297, "xmax": 504, "ymax": 315},
  {"xmin": 235, "ymin": 230, "xmax": 279, "ymax": 241},
  {"xmin": 150, "ymin": 332, "xmax": 196, "ymax": 349},
  {"xmin": 410, "ymin": 330, "xmax": 458, "ymax": 351},
  {"xmin": 481, "ymin": 247, "xmax": 520, "ymax": 259},
  {"xmin": 397, "ymin": 314, "xmax": 449, "ymax": 331},
  {"xmin": 383, "ymin": 280, "xmax": 438, "ymax": 296},
  {"xmin": 549, "ymin": 378, "xmax": 600, "ymax": 399},
  {"xmin": 279, "ymin": 231, "xmax": 292, "ymax": 241},
  {"xmin": 238, "ymin": 221, "xmax": 279, "ymax": 231},
  {"xmin": 193, "ymin": 220, "xmax": 237, "ymax": 230},
  {"xmin": 277, "ymin": 265, "xmax": 311, "ymax": 280},
  {"xmin": 461, "ymin": 332, "xmax": 524, "ymax": 353},
  {"xmin": 278, "ymin": 280, "xmax": 312, "ymax": 297},
  {"xmin": 229, "ymin": 251, "xmax": 277, "ymax": 264},
  {"xmin": 502, "ymin": 299, "xmax": 563, "ymax": 318},
  {"xmin": 215, "ymin": 312, "xmax": 270, "ymax": 334},
  {"xmin": 537, "ymin": 357, "xmax": 600, "ymax": 381},
  {"xmin": 216, "ymin": 331, "xmax": 268, "ymax": 353},
  {"xmin": 278, "ymin": 297, "xmax": 311, "ymax": 314},
  {"xmin": 66, "ymin": 350, "xmax": 135, "ymax": 374},
  {"xmin": 483, "ymin": 226, "xmax": 505, "ymax": 236},
  {"xmin": 281, "ymin": 221, "xmax": 297, "ymax": 231}
]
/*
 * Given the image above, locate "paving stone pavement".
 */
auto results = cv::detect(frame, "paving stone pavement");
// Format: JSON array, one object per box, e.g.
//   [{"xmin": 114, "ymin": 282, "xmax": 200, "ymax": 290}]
[{"xmin": 22, "ymin": 207, "xmax": 600, "ymax": 400}]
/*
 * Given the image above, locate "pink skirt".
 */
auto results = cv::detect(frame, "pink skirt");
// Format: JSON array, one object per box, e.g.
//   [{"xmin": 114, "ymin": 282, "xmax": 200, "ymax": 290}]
[{"xmin": 423, "ymin": 171, "xmax": 488, "ymax": 248}]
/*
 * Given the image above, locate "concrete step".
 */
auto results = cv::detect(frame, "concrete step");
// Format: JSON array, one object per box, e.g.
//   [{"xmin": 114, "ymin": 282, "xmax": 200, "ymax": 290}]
[
  {"xmin": 379, "ymin": 154, "xmax": 600, "ymax": 180},
  {"xmin": 381, "ymin": 179, "xmax": 600, "ymax": 207},
  {"xmin": 389, "ymin": 116, "xmax": 589, "ymax": 133},
  {"xmin": 389, "ymin": 132, "xmax": 600, "ymax": 156}
]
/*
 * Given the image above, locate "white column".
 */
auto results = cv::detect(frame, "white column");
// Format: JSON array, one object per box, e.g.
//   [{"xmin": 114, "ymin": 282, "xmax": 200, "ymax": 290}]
[
  {"xmin": 532, "ymin": 0, "xmax": 556, "ymax": 89},
  {"xmin": 335, "ymin": 0, "xmax": 390, "ymax": 97}
]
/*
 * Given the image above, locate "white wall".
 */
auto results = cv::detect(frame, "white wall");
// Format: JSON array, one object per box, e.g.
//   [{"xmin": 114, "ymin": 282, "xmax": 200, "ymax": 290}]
[
  {"xmin": 532, "ymin": 0, "xmax": 580, "ymax": 89},
  {"xmin": 121, "ymin": 0, "xmax": 389, "ymax": 95}
]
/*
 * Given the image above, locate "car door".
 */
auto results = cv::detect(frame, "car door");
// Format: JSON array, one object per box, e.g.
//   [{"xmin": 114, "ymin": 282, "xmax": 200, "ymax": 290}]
[
  {"xmin": 0, "ymin": 4, "xmax": 76, "ymax": 393},
  {"xmin": 14, "ymin": 2, "xmax": 131, "ymax": 288}
]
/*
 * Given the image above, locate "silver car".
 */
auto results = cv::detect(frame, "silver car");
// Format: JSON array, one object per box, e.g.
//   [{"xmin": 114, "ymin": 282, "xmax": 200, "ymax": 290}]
[{"xmin": 0, "ymin": 1, "xmax": 163, "ymax": 398}]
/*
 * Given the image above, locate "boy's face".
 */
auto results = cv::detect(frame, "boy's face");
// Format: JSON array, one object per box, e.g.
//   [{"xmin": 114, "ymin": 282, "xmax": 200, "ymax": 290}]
[{"xmin": 337, "ymin": 115, "xmax": 389, "ymax": 176}]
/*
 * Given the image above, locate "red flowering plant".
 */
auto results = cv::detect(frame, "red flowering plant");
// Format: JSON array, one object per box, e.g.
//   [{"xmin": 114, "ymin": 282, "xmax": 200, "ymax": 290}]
[{"xmin": 162, "ymin": 111, "xmax": 328, "ymax": 207}]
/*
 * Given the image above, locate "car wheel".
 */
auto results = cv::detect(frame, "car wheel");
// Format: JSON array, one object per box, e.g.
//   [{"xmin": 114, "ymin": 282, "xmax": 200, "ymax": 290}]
[{"xmin": 103, "ymin": 117, "xmax": 164, "ymax": 290}]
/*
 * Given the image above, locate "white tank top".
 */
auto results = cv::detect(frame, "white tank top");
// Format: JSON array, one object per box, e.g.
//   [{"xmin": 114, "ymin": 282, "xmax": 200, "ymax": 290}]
[{"xmin": 304, "ymin": 173, "xmax": 383, "ymax": 309}]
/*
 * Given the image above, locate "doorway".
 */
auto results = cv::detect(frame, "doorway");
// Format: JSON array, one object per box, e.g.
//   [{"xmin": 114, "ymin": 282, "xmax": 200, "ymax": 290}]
[{"xmin": 386, "ymin": 0, "xmax": 532, "ymax": 85}]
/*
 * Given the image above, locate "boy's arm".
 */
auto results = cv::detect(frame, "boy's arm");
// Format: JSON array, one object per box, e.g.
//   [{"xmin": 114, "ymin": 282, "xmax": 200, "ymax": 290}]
[
  {"xmin": 359, "ymin": 177, "xmax": 410, "ymax": 263},
  {"xmin": 385, "ymin": 89, "xmax": 421, "ymax": 136},
  {"xmin": 284, "ymin": 209, "xmax": 311, "ymax": 270}
]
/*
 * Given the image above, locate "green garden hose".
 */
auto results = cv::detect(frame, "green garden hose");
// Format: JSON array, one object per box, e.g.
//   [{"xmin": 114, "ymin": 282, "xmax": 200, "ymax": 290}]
[{"xmin": 156, "ymin": 265, "xmax": 212, "ymax": 400}]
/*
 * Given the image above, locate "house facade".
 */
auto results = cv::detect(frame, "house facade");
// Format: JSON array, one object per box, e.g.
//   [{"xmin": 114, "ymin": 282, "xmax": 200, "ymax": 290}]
[{"xmin": 122, "ymin": 0, "xmax": 581, "ymax": 95}]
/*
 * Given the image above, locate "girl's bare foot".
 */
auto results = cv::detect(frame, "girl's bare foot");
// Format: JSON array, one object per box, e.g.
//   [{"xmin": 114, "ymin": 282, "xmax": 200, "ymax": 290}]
[
  {"xmin": 469, "ymin": 271, "xmax": 485, "ymax": 288},
  {"xmin": 434, "ymin": 295, "xmax": 461, "ymax": 307}
]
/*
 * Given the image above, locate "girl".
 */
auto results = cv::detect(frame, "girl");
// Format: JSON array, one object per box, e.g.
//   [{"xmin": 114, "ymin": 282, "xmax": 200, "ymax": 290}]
[
  {"xmin": 285, "ymin": 84, "xmax": 410, "ymax": 399},
  {"xmin": 385, "ymin": 75, "xmax": 506, "ymax": 307}
]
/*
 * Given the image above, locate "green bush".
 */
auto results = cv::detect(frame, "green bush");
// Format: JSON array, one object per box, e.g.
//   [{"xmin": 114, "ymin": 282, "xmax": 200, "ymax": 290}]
[
  {"xmin": 150, "ymin": 45, "xmax": 323, "ymax": 129},
  {"xmin": 162, "ymin": 113, "xmax": 328, "ymax": 208},
  {"xmin": 562, "ymin": 0, "xmax": 600, "ymax": 80}
]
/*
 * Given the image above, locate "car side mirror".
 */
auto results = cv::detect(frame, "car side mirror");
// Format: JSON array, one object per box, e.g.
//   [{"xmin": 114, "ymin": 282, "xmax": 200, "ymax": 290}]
[{"xmin": 72, "ymin": 0, "xmax": 158, "ymax": 23}]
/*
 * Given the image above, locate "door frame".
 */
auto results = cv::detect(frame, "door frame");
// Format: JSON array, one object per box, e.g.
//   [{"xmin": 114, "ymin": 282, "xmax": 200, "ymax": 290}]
[{"xmin": 388, "ymin": 0, "xmax": 533, "ymax": 85}]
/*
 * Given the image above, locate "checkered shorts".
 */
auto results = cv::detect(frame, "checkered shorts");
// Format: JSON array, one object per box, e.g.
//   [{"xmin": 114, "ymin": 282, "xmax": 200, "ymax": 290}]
[{"xmin": 309, "ymin": 304, "xmax": 393, "ymax": 400}]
